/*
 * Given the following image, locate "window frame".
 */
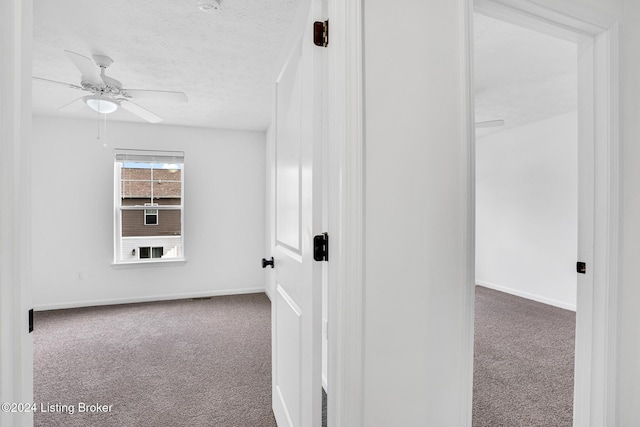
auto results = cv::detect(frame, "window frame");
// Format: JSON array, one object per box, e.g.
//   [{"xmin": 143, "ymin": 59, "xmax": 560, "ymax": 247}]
[
  {"xmin": 144, "ymin": 208, "xmax": 159, "ymax": 225},
  {"xmin": 113, "ymin": 149, "xmax": 185, "ymax": 266}
]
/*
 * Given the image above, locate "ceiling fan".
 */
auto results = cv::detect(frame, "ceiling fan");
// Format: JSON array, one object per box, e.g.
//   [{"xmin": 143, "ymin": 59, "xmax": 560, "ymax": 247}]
[{"xmin": 33, "ymin": 50, "xmax": 188, "ymax": 123}]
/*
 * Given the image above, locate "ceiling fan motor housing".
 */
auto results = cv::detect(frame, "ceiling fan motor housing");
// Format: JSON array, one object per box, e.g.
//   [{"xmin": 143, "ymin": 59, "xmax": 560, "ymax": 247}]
[
  {"xmin": 101, "ymin": 75, "xmax": 124, "ymax": 95},
  {"xmin": 80, "ymin": 75, "xmax": 123, "ymax": 97}
]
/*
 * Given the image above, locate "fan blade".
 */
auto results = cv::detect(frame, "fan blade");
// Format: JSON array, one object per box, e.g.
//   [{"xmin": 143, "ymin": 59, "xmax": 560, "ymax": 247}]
[
  {"xmin": 33, "ymin": 76, "xmax": 84, "ymax": 90},
  {"xmin": 475, "ymin": 119, "xmax": 505, "ymax": 129},
  {"xmin": 120, "ymin": 100, "xmax": 163, "ymax": 123},
  {"xmin": 123, "ymin": 89, "xmax": 188, "ymax": 103},
  {"xmin": 58, "ymin": 96, "xmax": 86, "ymax": 112},
  {"xmin": 64, "ymin": 50, "xmax": 103, "ymax": 86}
]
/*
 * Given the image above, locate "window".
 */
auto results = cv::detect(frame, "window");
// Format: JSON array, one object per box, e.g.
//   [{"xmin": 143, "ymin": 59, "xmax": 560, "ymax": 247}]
[
  {"xmin": 139, "ymin": 246, "xmax": 164, "ymax": 259},
  {"xmin": 144, "ymin": 208, "xmax": 158, "ymax": 225},
  {"xmin": 114, "ymin": 150, "xmax": 184, "ymax": 264}
]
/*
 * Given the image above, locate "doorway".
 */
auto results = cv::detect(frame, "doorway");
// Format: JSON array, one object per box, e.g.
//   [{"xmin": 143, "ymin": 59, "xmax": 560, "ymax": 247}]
[
  {"xmin": 469, "ymin": 1, "xmax": 620, "ymax": 425},
  {"xmin": 473, "ymin": 11, "xmax": 579, "ymax": 424}
]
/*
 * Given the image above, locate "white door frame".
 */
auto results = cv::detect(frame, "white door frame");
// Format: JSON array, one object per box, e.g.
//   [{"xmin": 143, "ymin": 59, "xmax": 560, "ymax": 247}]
[
  {"xmin": 0, "ymin": 0, "xmax": 34, "ymax": 426},
  {"xmin": 325, "ymin": 0, "xmax": 365, "ymax": 426},
  {"xmin": 466, "ymin": 1, "xmax": 620, "ymax": 426},
  {"xmin": 325, "ymin": 0, "xmax": 620, "ymax": 426}
]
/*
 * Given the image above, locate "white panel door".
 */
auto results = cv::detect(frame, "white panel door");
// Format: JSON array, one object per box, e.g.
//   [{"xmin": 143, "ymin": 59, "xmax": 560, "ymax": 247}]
[{"xmin": 271, "ymin": 5, "xmax": 322, "ymax": 427}]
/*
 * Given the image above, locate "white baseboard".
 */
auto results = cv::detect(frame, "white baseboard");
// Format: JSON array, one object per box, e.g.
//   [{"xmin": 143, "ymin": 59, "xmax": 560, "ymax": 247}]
[
  {"xmin": 475, "ymin": 280, "xmax": 576, "ymax": 312},
  {"xmin": 33, "ymin": 287, "xmax": 267, "ymax": 311}
]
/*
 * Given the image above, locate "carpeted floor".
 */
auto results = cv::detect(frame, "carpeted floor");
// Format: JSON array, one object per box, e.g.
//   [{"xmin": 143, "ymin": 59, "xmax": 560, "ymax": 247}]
[
  {"xmin": 36, "ymin": 286, "xmax": 572, "ymax": 426},
  {"xmin": 34, "ymin": 293, "xmax": 276, "ymax": 427},
  {"xmin": 322, "ymin": 388, "xmax": 327, "ymax": 427},
  {"xmin": 473, "ymin": 286, "xmax": 576, "ymax": 427}
]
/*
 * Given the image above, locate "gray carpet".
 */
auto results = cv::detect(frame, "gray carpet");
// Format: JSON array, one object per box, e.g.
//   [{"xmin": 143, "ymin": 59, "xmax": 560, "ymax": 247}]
[
  {"xmin": 34, "ymin": 293, "xmax": 276, "ymax": 427},
  {"xmin": 322, "ymin": 388, "xmax": 327, "ymax": 427},
  {"xmin": 473, "ymin": 286, "xmax": 576, "ymax": 427}
]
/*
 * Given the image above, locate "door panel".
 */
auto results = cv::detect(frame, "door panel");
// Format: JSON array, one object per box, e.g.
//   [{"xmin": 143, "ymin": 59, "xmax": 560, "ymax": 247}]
[
  {"xmin": 274, "ymin": 284, "xmax": 303, "ymax": 426},
  {"xmin": 271, "ymin": 4, "xmax": 322, "ymax": 427},
  {"xmin": 275, "ymin": 43, "xmax": 302, "ymax": 253}
]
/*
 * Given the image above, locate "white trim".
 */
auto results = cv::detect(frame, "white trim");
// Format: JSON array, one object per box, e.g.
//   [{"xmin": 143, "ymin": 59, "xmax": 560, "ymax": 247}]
[
  {"xmin": 462, "ymin": 2, "xmax": 476, "ymax": 426},
  {"xmin": 111, "ymin": 258, "xmax": 187, "ymax": 268},
  {"xmin": 33, "ymin": 288, "xmax": 268, "ymax": 312},
  {"xmin": 583, "ymin": 22, "xmax": 620, "ymax": 427},
  {"xmin": 121, "ymin": 205, "xmax": 182, "ymax": 210},
  {"xmin": 274, "ymin": 385, "xmax": 296, "ymax": 427},
  {"xmin": 121, "ymin": 235, "xmax": 182, "ymax": 240},
  {"xmin": 0, "ymin": 0, "xmax": 33, "ymax": 424},
  {"xmin": 114, "ymin": 148, "xmax": 185, "ymax": 160},
  {"xmin": 474, "ymin": 0, "xmax": 609, "ymax": 42},
  {"xmin": 604, "ymin": 24, "xmax": 620, "ymax": 425},
  {"xmin": 274, "ymin": 242, "xmax": 303, "ymax": 263},
  {"xmin": 476, "ymin": 281, "xmax": 577, "ymax": 311},
  {"xmin": 276, "ymin": 284, "xmax": 302, "ymax": 317},
  {"xmin": 468, "ymin": 1, "xmax": 620, "ymax": 426},
  {"xmin": 326, "ymin": 0, "xmax": 365, "ymax": 425}
]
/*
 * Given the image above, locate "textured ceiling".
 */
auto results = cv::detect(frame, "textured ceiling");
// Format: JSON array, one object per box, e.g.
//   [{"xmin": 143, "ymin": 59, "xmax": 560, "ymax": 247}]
[
  {"xmin": 32, "ymin": 0, "xmax": 300, "ymax": 130},
  {"xmin": 474, "ymin": 13, "xmax": 578, "ymax": 138},
  {"xmin": 32, "ymin": 5, "xmax": 577, "ymax": 133}
]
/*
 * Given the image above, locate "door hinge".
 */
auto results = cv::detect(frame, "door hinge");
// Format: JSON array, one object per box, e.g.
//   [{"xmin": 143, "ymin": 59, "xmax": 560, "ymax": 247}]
[
  {"xmin": 314, "ymin": 232, "xmax": 329, "ymax": 262},
  {"xmin": 577, "ymin": 261, "xmax": 586, "ymax": 274},
  {"xmin": 313, "ymin": 20, "xmax": 329, "ymax": 47},
  {"xmin": 29, "ymin": 309, "xmax": 34, "ymax": 333}
]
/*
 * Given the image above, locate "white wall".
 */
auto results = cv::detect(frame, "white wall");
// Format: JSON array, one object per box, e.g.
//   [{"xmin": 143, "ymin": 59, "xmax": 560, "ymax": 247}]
[
  {"xmin": 0, "ymin": 0, "xmax": 33, "ymax": 421},
  {"xmin": 31, "ymin": 116, "xmax": 266, "ymax": 310},
  {"xmin": 363, "ymin": 0, "xmax": 471, "ymax": 424},
  {"xmin": 476, "ymin": 112, "xmax": 578, "ymax": 310},
  {"xmin": 619, "ymin": 1, "xmax": 640, "ymax": 424},
  {"xmin": 360, "ymin": 0, "xmax": 640, "ymax": 424},
  {"xmin": 264, "ymin": 124, "xmax": 275, "ymax": 301}
]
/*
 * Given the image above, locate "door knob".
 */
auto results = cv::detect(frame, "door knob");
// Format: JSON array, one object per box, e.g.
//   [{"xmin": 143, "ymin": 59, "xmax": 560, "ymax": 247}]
[{"xmin": 262, "ymin": 257, "xmax": 274, "ymax": 268}]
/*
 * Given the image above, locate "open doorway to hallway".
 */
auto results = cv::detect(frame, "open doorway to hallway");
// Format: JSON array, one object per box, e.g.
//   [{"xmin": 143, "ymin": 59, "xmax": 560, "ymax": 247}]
[{"xmin": 472, "ymin": 12, "xmax": 578, "ymax": 426}]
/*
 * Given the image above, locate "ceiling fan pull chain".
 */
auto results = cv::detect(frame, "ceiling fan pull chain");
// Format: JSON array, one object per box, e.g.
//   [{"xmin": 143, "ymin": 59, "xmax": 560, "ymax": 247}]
[
  {"xmin": 96, "ymin": 111, "xmax": 107, "ymax": 146},
  {"xmin": 103, "ymin": 112, "xmax": 107, "ymax": 145},
  {"xmin": 100, "ymin": 112, "xmax": 108, "ymax": 147}
]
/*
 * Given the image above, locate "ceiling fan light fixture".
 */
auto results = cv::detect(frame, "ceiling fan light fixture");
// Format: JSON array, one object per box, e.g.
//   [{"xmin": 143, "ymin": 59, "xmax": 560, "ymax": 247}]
[{"xmin": 83, "ymin": 95, "xmax": 118, "ymax": 114}]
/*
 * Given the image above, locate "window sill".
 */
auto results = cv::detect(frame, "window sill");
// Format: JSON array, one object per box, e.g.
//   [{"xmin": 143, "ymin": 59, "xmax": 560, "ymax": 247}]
[{"xmin": 111, "ymin": 259, "xmax": 187, "ymax": 269}]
